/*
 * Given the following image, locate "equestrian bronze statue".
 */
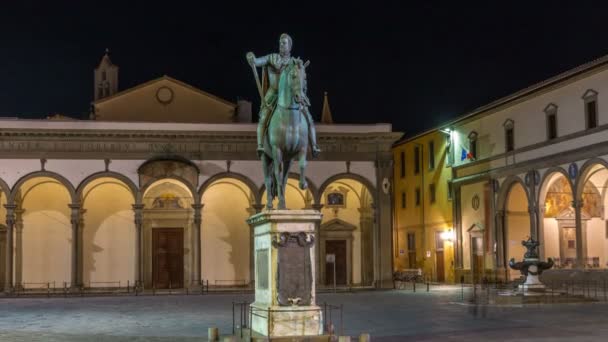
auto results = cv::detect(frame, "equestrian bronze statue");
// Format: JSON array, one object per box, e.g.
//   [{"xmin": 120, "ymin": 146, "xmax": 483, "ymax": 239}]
[{"xmin": 246, "ymin": 33, "xmax": 321, "ymax": 209}]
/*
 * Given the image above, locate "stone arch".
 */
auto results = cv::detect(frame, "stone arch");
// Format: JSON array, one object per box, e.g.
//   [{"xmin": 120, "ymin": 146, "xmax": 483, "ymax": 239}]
[
  {"xmin": 78, "ymin": 173, "xmax": 138, "ymax": 286},
  {"xmin": 11, "ymin": 171, "xmax": 75, "ymax": 287},
  {"xmin": 497, "ymin": 175, "xmax": 533, "ymax": 280},
  {"xmin": 140, "ymin": 175, "xmax": 199, "ymax": 205},
  {"xmin": 77, "ymin": 171, "xmax": 140, "ymax": 204},
  {"xmin": 199, "ymin": 172, "xmax": 261, "ymax": 206},
  {"xmin": 137, "ymin": 157, "xmax": 200, "ymax": 202},
  {"xmin": 0, "ymin": 177, "xmax": 10, "ymax": 199},
  {"xmin": 572, "ymin": 157, "xmax": 608, "ymax": 269},
  {"xmin": 537, "ymin": 167, "xmax": 575, "ymax": 263},
  {"xmin": 317, "ymin": 173, "xmax": 376, "ymax": 286},
  {"xmin": 317, "ymin": 173, "xmax": 377, "ymax": 206},
  {"xmin": 200, "ymin": 174, "xmax": 257, "ymax": 286},
  {"xmin": 537, "ymin": 167, "xmax": 573, "ymax": 204},
  {"xmin": 496, "ymin": 175, "xmax": 531, "ymax": 212},
  {"xmin": 575, "ymin": 158, "xmax": 608, "ymax": 200},
  {"xmin": 9, "ymin": 171, "xmax": 77, "ymax": 204}
]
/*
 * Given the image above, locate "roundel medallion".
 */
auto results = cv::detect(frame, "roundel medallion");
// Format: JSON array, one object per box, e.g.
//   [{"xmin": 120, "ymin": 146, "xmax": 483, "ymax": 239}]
[
  {"xmin": 472, "ymin": 194, "xmax": 480, "ymax": 211},
  {"xmin": 156, "ymin": 86, "xmax": 174, "ymax": 104}
]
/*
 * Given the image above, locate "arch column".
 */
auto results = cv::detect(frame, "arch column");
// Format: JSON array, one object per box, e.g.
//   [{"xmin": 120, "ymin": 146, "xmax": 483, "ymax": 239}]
[
  {"xmin": 494, "ymin": 210, "xmax": 505, "ymax": 276},
  {"xmin": 4, "ymin": 204, "xmax": 16, "ymax": 293},
  {"xmin": 133, "ymin": 204, "xmax": 144, "ymax": 286},
  {"xmin": 14, "ymin": 209, "xmax": 24, "ymax": 289},
  {"xmin": 69, "ymin": 204, "xmax": 82, "ymax": 288},
  {"xmin": 528, "ymin": 204, "xmax": 539, "ymax": 241},
  {"xmin": 192, "ymin": 203, "xmax": 203, "ymax": 285},
  {"xmin": 572, "ymin": 199, "xmax": 587, "ymax": 268}
]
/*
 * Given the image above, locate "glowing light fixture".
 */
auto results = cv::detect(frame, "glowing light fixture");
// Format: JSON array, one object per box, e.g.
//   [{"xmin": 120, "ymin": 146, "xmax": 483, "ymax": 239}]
[{"xmin": 440, "ymin": 229, "xmax": 454, "ymax": 242}]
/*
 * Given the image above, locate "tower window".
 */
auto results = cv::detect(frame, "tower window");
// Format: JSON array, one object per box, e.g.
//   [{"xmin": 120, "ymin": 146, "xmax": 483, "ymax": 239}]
[
  {"xmin": 102, "ymin": 70, "xmax": 107, "ymax": 81},
  {"xmin": 583, "ymin": 89, "xmax": 599, "ymax": 130},
  {"xmin": 468, "ymin": 132, "xmax": 478, "ymax": 160},
  {"xmin": 545, "ymin": 103, "xmax": 558, "ymax": 140},
  {"xmin": 504, "ymin": 119, "xmax": 514, "ymax": 152}
]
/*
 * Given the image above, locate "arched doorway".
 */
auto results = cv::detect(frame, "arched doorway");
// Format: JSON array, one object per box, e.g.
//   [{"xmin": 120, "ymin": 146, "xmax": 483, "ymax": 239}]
[
  {"xmin": 201, "ymin": 177, "xmax": 257, "ymax": 287},
  {"xmin": 538, "ymin": 171, "xmax": 576, "ymax": 268},
  {"xmin": 504, "ymin": 181, "xmax": 532, "ymax": 280},
  {"xmin": 575, "ymin": 161, "xmax": 608, "ymax": 269},
  {"xmin": 79, "ymin": 177, "xmax": 137, "ymax": 287},
  {"xmin": 142, "ymin": 178, "xmax": 195, "ymax": 288},
  {"xmin": 13, "ymin": 176, "xmax": 74, "ymax": 288},
  {"xmin": 318, "ymin": 177, "xmax": 374, "ymax": 286}
]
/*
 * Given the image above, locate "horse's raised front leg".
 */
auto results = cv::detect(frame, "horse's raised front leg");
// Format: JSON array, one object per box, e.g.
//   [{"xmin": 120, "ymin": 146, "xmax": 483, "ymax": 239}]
[
  {"xmin": 273, "ymin": 148, "xmax": 286, "ymax": 209},
  {"xmin": 298, "ymin": 150, "xmax": 308, "ymax": 190},
  {"xmin": 261, "ymin": 154, "xmax": 273, "ymax": 210}
]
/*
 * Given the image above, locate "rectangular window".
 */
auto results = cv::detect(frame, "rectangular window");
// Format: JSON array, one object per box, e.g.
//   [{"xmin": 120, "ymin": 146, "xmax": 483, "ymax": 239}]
[
  {"xmin": 428, "ymin": 140, "xmax": 435, "ymax": 170},
  {"xmin": 505, "ymin": 127, "xmax": 514, "ymax": 152},
  {"xmin": 407, "ymin": 232, "xmax": 416, "ymax": 268},
  {"xmin": 447, "ymin": 181, "xmax": 453, "ymax": 201},
  {"xmin": 429, "ymin": 183, "xmax": 436, "ymax": 204},
  {"xmin": 414, "ymin": 146, "xmax": 420, "ymax": 174},
  {"xmin": 415, "ymin": 187, "xmax": 421, "ymax": 206},
  {"xmin": 400, "ymin": 151, "xmax": 405, "ymax": 178},
  {"xmin": 547, "ymin": 113, "xmax": 557, "ymax": 140},
  {"xmin": 469, "ymin": 139, "xmax": 477, "ymax": 160},
  {"xmin": 401, "ymin": 191, "xmax": 406, "ymax": 209},
  {"xmin": 587, "ymin": 100, "xmax": 598, "ymax": 129}
]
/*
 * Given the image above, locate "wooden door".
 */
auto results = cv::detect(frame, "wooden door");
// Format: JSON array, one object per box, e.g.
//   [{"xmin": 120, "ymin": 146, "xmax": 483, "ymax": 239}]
[
  {"xmin": 435, "ymin": 232, "xmax": 445, "ymax": 282},
  {"xmin": 325, "ymin": 240, "xmax": 347, "ymax": 286},
  {"xmin": 436, "ymin": 251, "xmax": 445, "ymax": 282},
  {"xmin": 472, "ymin": 237, "xmax": 483, "ymax": 283},
  {"xmin": 152, "ymin": 228, "xmax": 183, "ymax": 288}
]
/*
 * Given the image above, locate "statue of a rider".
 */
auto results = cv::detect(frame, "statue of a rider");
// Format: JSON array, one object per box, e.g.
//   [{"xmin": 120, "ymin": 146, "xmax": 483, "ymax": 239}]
[{"xmin": 246, "ymin": 33, "xmax": 321, "ymax": 158}]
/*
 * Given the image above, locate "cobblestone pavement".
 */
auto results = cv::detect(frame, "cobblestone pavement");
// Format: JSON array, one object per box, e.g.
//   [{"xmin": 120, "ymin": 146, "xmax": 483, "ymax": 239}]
[{"xmin": 1, "ymin": 286, "xmax": 608, "ymax": 341}]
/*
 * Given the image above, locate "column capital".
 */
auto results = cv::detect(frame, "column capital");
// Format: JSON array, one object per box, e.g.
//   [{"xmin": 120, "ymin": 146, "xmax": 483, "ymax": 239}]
[
  {"xmin": 252, "ymin": 204, "xmax": 265, "ymax": 213},
  {"xmin": 191, "ymin": 203, "xmax": 204, "ymax": 210},
  {"xmin": 4, "ymin": 204, "xmax": 18, "ymax": 212},
  {"xmin": 132, "ymin": 204, "xmax": 145, "ymax": 211},
  {"xmin": 528, "ymin": 204, "xmax": 538, "ymax": 214},
  {"xmin": 495, "ymin": 209, "xmax": 505, "ymax": 218}
]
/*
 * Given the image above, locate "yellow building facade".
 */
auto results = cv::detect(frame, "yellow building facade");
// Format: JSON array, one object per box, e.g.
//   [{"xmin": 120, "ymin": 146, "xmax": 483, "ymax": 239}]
[{"xmin": 392, "ymin": 130, "xmax": 455, "ymax": 283}]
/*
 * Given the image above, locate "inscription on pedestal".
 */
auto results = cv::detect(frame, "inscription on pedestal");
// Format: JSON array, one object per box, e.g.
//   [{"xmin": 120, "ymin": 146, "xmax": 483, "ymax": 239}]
[
  {"xmin": 272, "ymin": 232, "xmax": 314, "ymax": 306},
  {"xmin": 256, "ymin": 249, "xmax": 269, "ymax": 290}
]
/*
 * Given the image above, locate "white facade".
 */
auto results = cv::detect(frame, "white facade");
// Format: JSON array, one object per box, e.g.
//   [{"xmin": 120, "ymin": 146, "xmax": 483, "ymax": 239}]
[{"xmin": 446, "ymin": 56, "xmax": 608, "ymax": 281}]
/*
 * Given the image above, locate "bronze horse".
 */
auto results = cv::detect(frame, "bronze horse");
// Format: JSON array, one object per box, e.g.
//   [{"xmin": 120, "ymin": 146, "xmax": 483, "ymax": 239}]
[{"xmin": 261, "ymin": 59, "xmax": 310, "ymax": 209}]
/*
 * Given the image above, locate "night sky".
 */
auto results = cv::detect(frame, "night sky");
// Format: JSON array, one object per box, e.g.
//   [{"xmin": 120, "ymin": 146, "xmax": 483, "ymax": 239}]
[{"xmin": 1, "ymin": 2, "xmax": 608, "ymax": 137}]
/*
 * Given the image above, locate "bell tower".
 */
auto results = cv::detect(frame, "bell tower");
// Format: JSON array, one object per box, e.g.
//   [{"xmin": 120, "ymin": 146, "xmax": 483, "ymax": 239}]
[{"xmin": 94, "ymin": 49, "xmax": 119, "ymax": 101}]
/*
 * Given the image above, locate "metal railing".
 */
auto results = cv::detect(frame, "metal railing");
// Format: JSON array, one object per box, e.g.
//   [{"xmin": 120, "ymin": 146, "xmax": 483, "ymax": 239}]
[{"xmin": 236, "ymin": 302, "xmax": 343, "ymax": 338}]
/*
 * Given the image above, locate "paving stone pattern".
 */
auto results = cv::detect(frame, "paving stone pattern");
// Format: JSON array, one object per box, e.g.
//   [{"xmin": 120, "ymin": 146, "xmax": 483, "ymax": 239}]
[{"xmin": 1, "ymin": 286, "xmax": 608, "ymax": 341}]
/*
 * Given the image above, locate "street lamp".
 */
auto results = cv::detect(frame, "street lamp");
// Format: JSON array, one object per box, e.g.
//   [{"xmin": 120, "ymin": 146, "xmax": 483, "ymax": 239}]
[{"xmin": 440, "ymin": 229, "xmax": 454, "ymax": 242}]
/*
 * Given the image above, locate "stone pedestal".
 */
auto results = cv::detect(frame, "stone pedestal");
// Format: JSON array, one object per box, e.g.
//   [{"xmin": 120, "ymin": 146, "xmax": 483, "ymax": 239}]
[
  {"xmin": 247, "ymin": 210, "xmax": 323, "ymax": 337},
  {"xmin": 518, "ymin": 264, "xmax": 546, "ymax": 293}
]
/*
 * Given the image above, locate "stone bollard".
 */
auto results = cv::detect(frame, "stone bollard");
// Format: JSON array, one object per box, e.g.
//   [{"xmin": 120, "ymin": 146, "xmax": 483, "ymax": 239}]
[
  {"xmin": 208, "ymin": 327, "xmax": 219, "ymax": 341},
  {"xmin": 338, "ymin": 336, "xmax": 351, "ymax": 342},
  {"xmin": 359, "ymin": 333, "xmax": 371, "ymax": 342}
]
